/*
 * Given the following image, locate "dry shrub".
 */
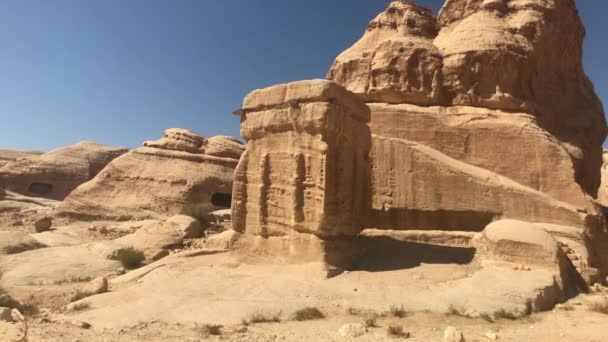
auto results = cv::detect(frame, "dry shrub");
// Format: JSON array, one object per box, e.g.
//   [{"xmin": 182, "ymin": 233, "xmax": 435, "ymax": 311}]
[
  {"xmin": 293, "ymin": 307, "xmax": 325, "ymax": 321},
  {"xmin": 116, "ymin": 247, "xmax": 145, "ymax": 269},
  {"xmin": 364, "ymin": 315, "xmax": 378, "ymax": 328},
  {"xmin": 387, "ymin": 325, "xmax": 409, "ymax": 338},
  {"xmin": 242, "ymin": 311, "xmax": 281, "ymax": 325},
  {"xmin": 389, "ymin": 304, "xmax": 407, "ymax": 318},
  {"xmin": 447, "ymin": 303, "xmax": 469, "ymax": 317},
  {"xmin": 71, "ymin": 302, "xmax": 91, "ymax": 311},
  {"xmin": 200, "ymin": 324, "xmax": 223, "ymax": 336}
]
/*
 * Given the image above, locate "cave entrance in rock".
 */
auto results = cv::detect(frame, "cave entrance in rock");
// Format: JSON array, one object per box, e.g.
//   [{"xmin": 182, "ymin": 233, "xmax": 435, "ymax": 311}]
[
  {"xmin": 28, "ymin": 182, "xmax": 53, "ymax": 195},
  {"xmin": 211, "ymin": 192, "xmax": 232, "ymax": 208}
]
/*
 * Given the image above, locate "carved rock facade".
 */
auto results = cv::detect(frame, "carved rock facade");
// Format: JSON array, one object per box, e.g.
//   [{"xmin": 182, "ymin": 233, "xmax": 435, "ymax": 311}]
[{"xmin": 233, "ymin": 1, "xmax": 608, "ymax": 280}]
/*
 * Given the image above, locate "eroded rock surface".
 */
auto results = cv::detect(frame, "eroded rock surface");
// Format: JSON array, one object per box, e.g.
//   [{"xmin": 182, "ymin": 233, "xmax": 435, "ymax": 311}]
[
  {"xmin": 0, "ymin": 142, "xmax": 128, "ymax": 200},
  {"xmin": 55, "ymin": 129, "xmax": 243, "ymax": 220}
]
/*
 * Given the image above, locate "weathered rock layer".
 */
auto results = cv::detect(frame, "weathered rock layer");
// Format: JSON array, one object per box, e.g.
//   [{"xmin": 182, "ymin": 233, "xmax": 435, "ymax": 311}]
[{"xmin": 55, "ymin": 129, "xmax": 244, "ymax": 220}]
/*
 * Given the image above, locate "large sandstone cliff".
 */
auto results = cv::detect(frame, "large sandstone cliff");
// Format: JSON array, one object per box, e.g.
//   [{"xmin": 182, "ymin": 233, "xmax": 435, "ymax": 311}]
[
  {"xmin": 328, "ymin": 0, "xmax": 607, "ymax": 199},
  {"xmin": 228, "ymin": 0, "xmax": 608, "ymax": 279},
  {"xmin": 325, "ymin": 0, "xmax": 608, "ymax": 278}
]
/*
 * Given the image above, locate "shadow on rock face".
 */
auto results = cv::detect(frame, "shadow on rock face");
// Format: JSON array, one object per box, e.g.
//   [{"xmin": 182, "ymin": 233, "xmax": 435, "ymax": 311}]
[{"xmin": 353, "ymin": 236, "xmax": 476, "ymax": 272}]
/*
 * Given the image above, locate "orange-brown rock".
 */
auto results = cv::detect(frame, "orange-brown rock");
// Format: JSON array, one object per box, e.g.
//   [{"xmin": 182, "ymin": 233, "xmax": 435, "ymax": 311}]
[
  {"xmin": 328, "ymin": 0, "xmax": 607, "ymax": 198},
  {"xmin": 55, "ymin": 129, "xmax": 243, "ymax": 220},
  {"xmin": 0, "ymin": 149, "xmax": 43, "ymax": 168},
  {"xmin": 598, "ymin": 151, "xmax": 608, "ymax": 206},
  {"xmin": 435, "ymin": 0, "xmax": 607, "ymax": 195},
  {"xmin": 232, "ymin": 80, "xmax": 371, "ymax": 239},
  {"xmin": 0, "ymin": 142, "xmax": 128, "ymax": 200},
  {"xmin": 368, "ymin": 135, "xmax": 587, "ymax": 231},
  {"xmin": 327, "ymin": 1, "xmax": 443, "ymax": 105},
  {"xmin": 368, "ymin": 103, "xmax": 591, "ymax": 209}
]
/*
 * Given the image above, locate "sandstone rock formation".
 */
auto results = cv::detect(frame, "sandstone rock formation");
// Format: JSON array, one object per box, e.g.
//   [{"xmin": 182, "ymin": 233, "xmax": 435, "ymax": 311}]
[
  {"xmin": 0, "ymin": 149, "xmax": 42, "ymax": 168},
  {"xmin": 322, "ymin": 0, "xmax": 608, "ymax": 280},
  {"xmin": 328, "ymin": 0, "xmax": 607, "ymax": 199},
  {"xmin": 327, "ymin": 1, "xmax": 443, "ymax": 105},
  {"xmin": 231, "ymin": 80, "xmax": 371, "ymax": 268},
  {"xmin": 598, "ymin": 150, "xmax": 608, "ymax": 206},
  {"xmin": 55, "ymin": 129, "xmax": 244, "ymax": 220},
  {"xmin": 0, "ymin": 142, "xmax": 128, "ymax": 200}
]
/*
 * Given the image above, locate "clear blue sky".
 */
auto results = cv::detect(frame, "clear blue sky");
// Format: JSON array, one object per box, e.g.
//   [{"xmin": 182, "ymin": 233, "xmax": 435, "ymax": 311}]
[{"xmin": 0, "ymin": 0, "xmax": 606, "ymax": 151}]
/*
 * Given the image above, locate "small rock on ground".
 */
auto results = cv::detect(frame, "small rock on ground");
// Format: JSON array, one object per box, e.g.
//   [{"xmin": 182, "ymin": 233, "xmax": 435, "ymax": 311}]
[
  {"xmin": 444, "ymin": 326, "xmax": 465, "ymax": 342},
  {"xmin": 339, "ymin": 323, "xmax": 367, "ymax": 338}
]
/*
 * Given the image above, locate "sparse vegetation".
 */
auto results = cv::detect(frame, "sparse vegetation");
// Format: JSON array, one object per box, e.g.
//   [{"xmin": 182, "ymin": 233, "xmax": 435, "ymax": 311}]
[
  {"xmin": 70, "ymin": 290, "xmax": 87, "ymax": 302},
  {"xmin": 182, "ymin": 202, "xmax": 215, "ymax": 228},
  {"xmin": 293, "ymin": 307, "xmax": 325, "ymax": 321},
  {"xmin": 387, "ymin": 325, "xmax": 409, "ymax": 338},
  {"xmin": 492, "ymin": 309, "xmax": 518, "ymax": 320},
  {"xmin": 588, "ymin": 298, "xmax": 608, "ymax": 314},
  {"xmin": 242, "ymin": 311, "xmax": 282, "ymax": 325},
  {"xmin": 447, "ymin": 303, "xmax": 469, "ymax": 317},
  {"xmin": 364, "ymin": 315, "xmax": 378, "ymax": 328},
  {"xmin": 116, "ymin": 247, "xmax": 146, "ymax": 269},
  {"xmin": 71, "ymin": 302, "xmax": 91, "ymax": 311},
  {"xmin": 389, "ymin": 304, "xmax": 407, "ymax": 318},
  {"xmin": 200, "ymin": 324, "xmax": 223, "ymax": 336}
]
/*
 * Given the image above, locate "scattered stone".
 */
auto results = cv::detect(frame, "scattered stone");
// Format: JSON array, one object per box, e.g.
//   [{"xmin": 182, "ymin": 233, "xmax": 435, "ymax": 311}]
[
  {"xmin": 34, "ymin": 214, "xmax": 52, "ymax": 232},
  {"xmin": 338, "ymin": 323, "xmax": 367, "ymax": 338},
  {"xmin": 485, "ymin": 331, "xmax": 498, "ymax": 340},
  {"xmin": 81, "ymin": 276, "xmax": 109, "ymax": 297},
  {"xmin": 11, "ymin": 309, "xmax": 24, "ymax": 322},
  {"xmin": 444, "ymin": 326, "xmax": 465, "ymax": 342}
]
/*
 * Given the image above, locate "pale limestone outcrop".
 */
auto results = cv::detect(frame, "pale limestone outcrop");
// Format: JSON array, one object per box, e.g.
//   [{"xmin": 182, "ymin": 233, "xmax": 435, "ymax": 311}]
[
  {"xmin": 327, "ymin": 1, "xmax": 443, "ymax": 105},
  {"xmin": 55, "ymin": 129, "xmax": 243, "ymax": 220},
  {"xmin": 231, "ymin": 80, "xmax": 371, "ymax": 269},
  {"xmin": 0, "ymin": 142, "xmax": 128, "ymax": 200}
]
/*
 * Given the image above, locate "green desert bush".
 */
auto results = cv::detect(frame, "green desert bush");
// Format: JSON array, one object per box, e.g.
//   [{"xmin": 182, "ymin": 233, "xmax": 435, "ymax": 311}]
[{"xmin": 116, "ymin": 247, "xmax": 145, "ymax": 269}]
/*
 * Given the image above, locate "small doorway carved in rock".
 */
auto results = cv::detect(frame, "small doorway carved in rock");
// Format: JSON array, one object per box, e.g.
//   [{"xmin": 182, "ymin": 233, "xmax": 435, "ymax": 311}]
[{"xmin": 211, "ymin": 192, "xmax": 232, "ymax": 208}]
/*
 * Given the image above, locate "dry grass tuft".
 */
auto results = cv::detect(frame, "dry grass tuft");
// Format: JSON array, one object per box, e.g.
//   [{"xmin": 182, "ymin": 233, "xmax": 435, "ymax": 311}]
[
  {"xmin": 364, "ymin": 315, "xmax": 378, "ymax": 328},
  {"xmin": 242, "ymin": 311, "xmax": 281, "ymax": 325},
  {"xmin": 387, "ymin": 325, "xmax": 409, "ymax": 338},
  {"xmin": 71, "ymin": 302, "xmax": 91, "ymax": 311},
  {"xmin": 200, "ymin": 324, "xmax": 223, "ymax": 336},
  {"xmin": 389, "ymin": 304, "xmax": 407, "ymax": 318},
  {"xmin": 446, "ymin": 303, "xmax": 469, "ymax": 317},
  {"xmin": 293, "ymin": 307, "xmax": 325, "ymax": 321}
]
